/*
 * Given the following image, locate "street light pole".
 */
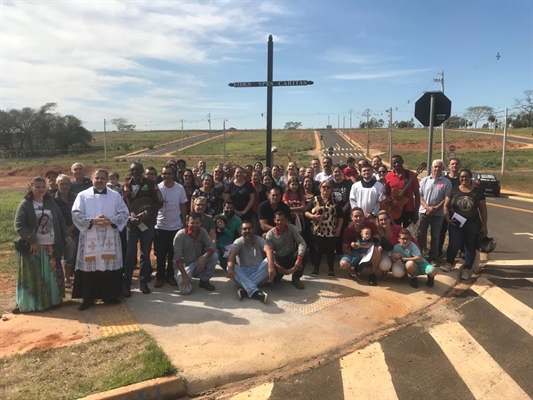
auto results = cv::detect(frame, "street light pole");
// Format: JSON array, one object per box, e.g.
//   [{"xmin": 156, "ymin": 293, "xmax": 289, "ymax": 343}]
[
  {"xmin": 103, "ymin": 119, "xmax": 107, "ymax": 161},
  {"xmin": 362, "ymin": 109, "xmax": 371, "ymax": 156},
  {"xmin": 223, "ymin": 119, "xmax": 227, "ymax": 164},
  {"xmin": 501, "ymin": 108, "xmax": 508, "ymax": 176},
  {"xmin": 181, "ymin": 119, "xmax": 184, "ymax": 148}
]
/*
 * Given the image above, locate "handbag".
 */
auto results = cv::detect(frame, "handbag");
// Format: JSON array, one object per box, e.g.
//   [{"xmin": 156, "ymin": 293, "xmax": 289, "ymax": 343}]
[
  {"xmin": 380, "ymin": 237, "xmax": 394, "ymax": 252},
  {"xmin": 14, "ymin": 208, "xmax": 43, "ymax": 254},
  {"xmin": 14, "ymin": 237, "xmax": 31, "ymax": 254}
]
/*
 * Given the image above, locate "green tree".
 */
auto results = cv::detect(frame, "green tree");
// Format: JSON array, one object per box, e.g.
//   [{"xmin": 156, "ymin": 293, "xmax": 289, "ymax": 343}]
[
  {"xmin": 514, "ymin": 90, "xmax": 533, "ymax": 127},
  {"xmin": 464, "ymin": 106, "xmax": 494, "ymax": 129},
  {"xmin": 284, "ymin": 121, "xmax": 302, "ymax": 129},
  {"xmin": 110, "ymin": 118, "xmax": 136, "ymax": 132}
]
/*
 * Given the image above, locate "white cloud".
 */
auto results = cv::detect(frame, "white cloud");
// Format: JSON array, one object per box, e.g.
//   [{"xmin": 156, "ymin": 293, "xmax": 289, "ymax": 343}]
[
  {"xmin": 331, "ymin": 69, "xmax": 432, "ymax": 80},
  {"xmin": 0, "ymin": 0, "xmax": 294, "ymax": 128}
]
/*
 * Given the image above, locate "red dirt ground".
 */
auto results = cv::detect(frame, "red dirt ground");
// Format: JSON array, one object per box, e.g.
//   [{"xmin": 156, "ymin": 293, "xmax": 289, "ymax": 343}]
[{"xmin": 349, "ymin": 132, "xmax": 526, "ymax": 152}]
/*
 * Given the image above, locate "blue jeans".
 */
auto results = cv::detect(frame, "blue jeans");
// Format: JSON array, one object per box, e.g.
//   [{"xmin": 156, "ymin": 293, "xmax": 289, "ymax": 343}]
[
  {"xmin": 446, "ymin": 217, "xmax": 480, "ymax": 270},
  {"xmin": 417, "ymin": 214, "xmax": 444, "ymax": 261},
  {"xmin": 175, "ymin": 253, "xmax": 218, "ymax": 295},
  {"xmin": 234, "ymin": 258, "xmax": 270, "ymax": 297},
  {"xmin": 124, "ymin": 225, "xmax": 154, "ymax": 286}
]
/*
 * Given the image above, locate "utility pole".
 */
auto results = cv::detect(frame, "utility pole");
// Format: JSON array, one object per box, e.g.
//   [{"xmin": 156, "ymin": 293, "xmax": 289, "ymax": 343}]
[
  {"xmin": 207, "ymin": 113, "xmax": 211, "ymax": 130},
  {"xmin": 223, "ymin": 119, "xmax": 227, "ymax": 164},
  {"xmin": 338, "ymin": 115, "xmax": 340, "ymax": 129},
  {"xmin": 388, "ymin": 108, "xmax": 393, "ymax": 166},
  {"xmin": 328, "ymin": 115, "xmax": 330, "ymax": 126},
  {"xmin": 362, "ymin": 109, "xmax": 371, "ymax": 156},
  {"xmin": 434, "ymin": 71, "xmax": 445, "ymax": 159},
  {"xmin": 343, "ymin": 115, "xmax": 345, "ymax": 129},
  {"xmin": 103, "ymin": 119, "xmax": 108, "ymax": 161},
  {"xmin": 501, "ymin": 108, "xmax": 508, "ymax": 176},
  {"xmin": 349, "ymin": 109, "xmax": 353, "ymax": 142},
  {"xmin": 181, "ymin": 119, "xmax": 184, "ymax": 148}
]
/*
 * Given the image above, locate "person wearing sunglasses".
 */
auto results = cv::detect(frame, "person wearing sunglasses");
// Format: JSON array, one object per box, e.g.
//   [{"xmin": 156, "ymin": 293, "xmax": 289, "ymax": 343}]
[{"xmin": 304, "ymin": 181, "xmax": 344, "ymax": 278}]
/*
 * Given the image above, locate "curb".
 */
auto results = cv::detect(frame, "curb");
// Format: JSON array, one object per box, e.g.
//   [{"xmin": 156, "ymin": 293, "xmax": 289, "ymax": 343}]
[{"xmin": 80, "ymin": 376, "xmax": 186, "ymax": 400}]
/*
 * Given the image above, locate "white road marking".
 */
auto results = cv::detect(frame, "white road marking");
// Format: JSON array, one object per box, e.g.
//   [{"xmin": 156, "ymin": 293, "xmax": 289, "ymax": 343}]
[
  {"xmin": 227, "ymin": 382, "xmax": 274, "ymax": 400},
  {"xmin": 470, "ymin": 277, "xmax": 533, "ymax": 336},
  {"xmin": 486, "ymin": 259, "xmax": 533, "ymax": 266},
  {"xmin": 340, "ymin": 342, "xmax": 398, "ymax": 400},
  {"xmin": 513, "ymin": 232, "xmax": 533, "ymax": 240},
  {"xmin": 429, "ymin": 322, "xmax": 530, "ymax": 400}
]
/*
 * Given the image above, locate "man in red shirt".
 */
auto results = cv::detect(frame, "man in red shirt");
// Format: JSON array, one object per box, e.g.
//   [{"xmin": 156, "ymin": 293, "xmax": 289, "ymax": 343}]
[
  {"xmin": 384, "ymin": 155, "xmax": 420, "ymax": 228},
  {"xmin": 339, "ymin": 208, "xmax": 382, "ymax": 286}
]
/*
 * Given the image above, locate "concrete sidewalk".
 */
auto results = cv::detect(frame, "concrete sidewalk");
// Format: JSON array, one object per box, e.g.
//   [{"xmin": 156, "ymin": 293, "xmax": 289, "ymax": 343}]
[
  {"xmin": 1, "ymin": 263, "xmax": 462, "ymax": 399},
  {"xmin": 117, "ymin": 266, "xmax": 460, "ymax": 397}
]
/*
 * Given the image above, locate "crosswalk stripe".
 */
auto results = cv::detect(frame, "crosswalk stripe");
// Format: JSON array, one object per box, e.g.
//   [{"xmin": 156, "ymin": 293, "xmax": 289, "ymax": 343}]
[
  {"xmin": 340, "ymin": 342, "xmax": 398, "ymax": 400},
  {"xmin": 429, "ymin": 322, "xmax": 530, "ymax": 400},
  {"xmin": 228, "ymin": 382, "xmax": 274, "ymax": 399},
  {"xmin": 470, "ymin": 277, "xmax": 533, "ymax": 335}
]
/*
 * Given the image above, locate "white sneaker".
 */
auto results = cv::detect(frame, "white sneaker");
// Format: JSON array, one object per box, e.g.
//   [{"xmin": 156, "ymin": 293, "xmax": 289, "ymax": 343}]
[
  {"xmin": 461, "ymin": 269, "xmax": 473, "ymax": 280},
  {"xmin": 441, "ymin": 262, "xmax": 454, "ymax": 272}
]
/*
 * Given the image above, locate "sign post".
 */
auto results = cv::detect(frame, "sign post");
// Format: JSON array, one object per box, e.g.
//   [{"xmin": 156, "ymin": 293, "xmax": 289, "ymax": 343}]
[
  {"xmin": 415, "ymin": 91, "xmax": 452, "ymax": 175},
  {"xmin": 228, "ymin": 35, "xmax": 314, "ymax": 167}
]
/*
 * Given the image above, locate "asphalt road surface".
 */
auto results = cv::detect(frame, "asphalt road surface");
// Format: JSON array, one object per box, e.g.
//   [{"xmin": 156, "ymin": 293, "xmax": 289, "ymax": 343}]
[
  {"xmin": 137, "ymin": 130, "xmax": 224, "ymax": 156},
  {"xmin": 215, "ymin": 198, "xmax": 533, "ymax": 400},
  {"xmin": 317, "ymin": 129, "xmax": 367, "ymax": 164},
  {"xmin": 448, "ymin": 129, "xmax": 533, "ymax": 146}
]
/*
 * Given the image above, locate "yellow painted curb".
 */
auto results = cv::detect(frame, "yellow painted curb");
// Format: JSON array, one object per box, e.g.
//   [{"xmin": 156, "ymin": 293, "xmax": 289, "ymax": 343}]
[{"xmin": 81, "ymin": 376, "xmax": 186, "ymax": 400}]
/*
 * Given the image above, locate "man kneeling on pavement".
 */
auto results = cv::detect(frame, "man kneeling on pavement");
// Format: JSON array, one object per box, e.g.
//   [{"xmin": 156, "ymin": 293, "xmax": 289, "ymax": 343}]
[
  {"xmin": 173, "ymin": 212, "xmax": 218, "ymax": 294},
  {"xmin": 265, "ymin": 211, "xmax": 307, "ymax": 290},
  {"xmin": 227, "ymin": 220, "xmax": 275, "ymax": 303}
]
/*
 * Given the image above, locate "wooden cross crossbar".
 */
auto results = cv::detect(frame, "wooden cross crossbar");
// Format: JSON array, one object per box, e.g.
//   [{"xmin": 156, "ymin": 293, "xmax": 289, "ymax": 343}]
[{"xmin": 227, "ymin": 35, "xmax": 313, "ymax": 167}]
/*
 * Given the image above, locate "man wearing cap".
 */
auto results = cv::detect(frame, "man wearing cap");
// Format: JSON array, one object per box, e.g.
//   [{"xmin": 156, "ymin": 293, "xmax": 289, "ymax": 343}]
[
  {"xmin": 71, "ymin": 163, "xmax": 93, "ymax": 194},
  {"xmin": 122, "ymin": 162, "xmax": 163, "ymax": 297},
  {"xmin": 45, "ymin": 170, "xmax": 59, "ymax": 196}
]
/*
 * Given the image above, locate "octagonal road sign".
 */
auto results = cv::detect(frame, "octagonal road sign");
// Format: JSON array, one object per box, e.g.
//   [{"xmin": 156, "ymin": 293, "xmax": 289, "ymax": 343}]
[
  {"xmin": 415, "ymin": 91, "xmax": 452, "ymax": 127},
  {"xmin": 448, "ymin": 144, "xmax": 456, "ymax": 152}
]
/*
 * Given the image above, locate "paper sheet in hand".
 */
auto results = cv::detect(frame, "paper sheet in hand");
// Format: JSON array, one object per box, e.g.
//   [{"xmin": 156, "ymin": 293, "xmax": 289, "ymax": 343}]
[
  {"xmin": 223, "ymin": 244, "xmax": 233, "ymax": 258},
  {"xmin": 451, "ymin": 212, "xmax": 467, "ymax": 228},
  {"xmin": 360, "ymin": 245, "xmax": 374, "ymax": 265}
]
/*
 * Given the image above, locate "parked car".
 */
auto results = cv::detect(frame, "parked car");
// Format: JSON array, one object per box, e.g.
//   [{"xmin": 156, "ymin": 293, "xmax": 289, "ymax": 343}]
[{"xmin": 473, "ymin": 173, "xmax": 501, "ymax": 197}]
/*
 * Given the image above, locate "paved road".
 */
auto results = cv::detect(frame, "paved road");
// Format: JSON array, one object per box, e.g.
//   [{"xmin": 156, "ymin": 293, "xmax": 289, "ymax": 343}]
[
  {"xmin": 136, "ymin": 130, "xmax": 224, "ymax": 156},
  {"xmin": 317, "ymin": 129, "xmax": 367, "ymax": 164},
  {"xmin": 211, "ymin": 200, "xmax": 533, "ymax": 400},
  {"xmin": 448, "ymin": 129, "xmax": 533, "ymax": 145}
]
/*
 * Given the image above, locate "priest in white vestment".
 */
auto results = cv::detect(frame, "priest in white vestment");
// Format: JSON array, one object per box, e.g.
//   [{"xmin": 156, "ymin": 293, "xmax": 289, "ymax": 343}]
[{"xmin": 72, "ymin": 169, "xmax": 129, "ymax": 311}]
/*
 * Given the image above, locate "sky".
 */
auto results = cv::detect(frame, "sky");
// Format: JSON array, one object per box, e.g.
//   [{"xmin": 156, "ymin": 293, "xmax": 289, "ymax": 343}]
[{"xmin": 1, "ymin": 0, "xmax": 532, "ymax": 132}]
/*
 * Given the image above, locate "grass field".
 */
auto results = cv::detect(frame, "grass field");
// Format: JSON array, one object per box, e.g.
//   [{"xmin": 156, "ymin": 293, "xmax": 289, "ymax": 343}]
[
  {"xmin": 0, "ymin": 191, "xmax": 24, "ymax": 252},
  {"xmin": 1, "ymin": 330, "xmax": 175, "ymax": 400},
  {"xmin": 469, "ymin": 127, "xmax": 533, "ymax": 137}
]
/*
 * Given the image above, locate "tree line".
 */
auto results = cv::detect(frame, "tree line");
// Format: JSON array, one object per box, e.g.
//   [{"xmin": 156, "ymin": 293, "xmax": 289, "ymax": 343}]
[{"xmin": 0, "ymin": 103, "xmax": 92, "ymax": 156}]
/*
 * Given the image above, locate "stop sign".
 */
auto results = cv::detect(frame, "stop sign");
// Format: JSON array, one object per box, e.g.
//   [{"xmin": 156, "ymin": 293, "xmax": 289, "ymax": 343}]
[
  {"xmin": 414, "ymin": 91, "xmax": 452, "ymax": 127},
  {"xmin": 448, "ymin": 144, "xmax": 456, "ymax": 152}
]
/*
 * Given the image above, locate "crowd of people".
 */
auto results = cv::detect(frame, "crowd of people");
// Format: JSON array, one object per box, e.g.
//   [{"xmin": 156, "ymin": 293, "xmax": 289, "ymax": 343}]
[{"xmin": 12, "ymin": 153, "xmax": 489, "ymax": 313}]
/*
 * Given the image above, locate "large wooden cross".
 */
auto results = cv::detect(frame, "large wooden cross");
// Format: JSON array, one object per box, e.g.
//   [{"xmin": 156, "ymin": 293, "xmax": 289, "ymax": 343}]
[{"xmin": 228, "ymin": 35, "xmax": 313, "ymax": 167}]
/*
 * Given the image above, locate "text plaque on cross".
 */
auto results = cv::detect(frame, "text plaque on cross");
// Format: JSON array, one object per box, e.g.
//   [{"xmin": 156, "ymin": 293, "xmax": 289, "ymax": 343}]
[
  {"xmin": 228, "ymin": 80, "xmax": 314, "ymax": 88},
  {"xmin": 227, "ymin": 35, "xmax": 314, "ymax": 167}
]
